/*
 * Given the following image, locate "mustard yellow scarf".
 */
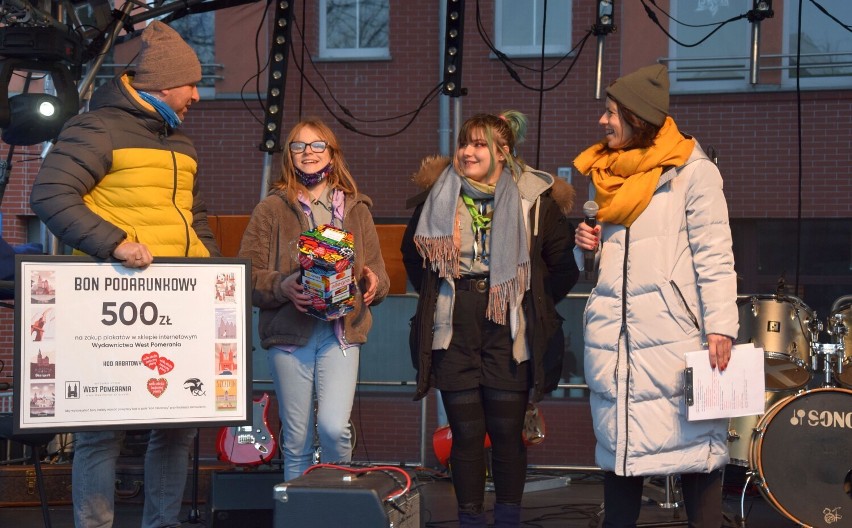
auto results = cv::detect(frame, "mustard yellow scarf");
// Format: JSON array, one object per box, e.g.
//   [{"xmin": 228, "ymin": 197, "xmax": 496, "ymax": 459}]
[{"xmin": 574, "ymin": 117, "xmax": 695, "ymax": 227}]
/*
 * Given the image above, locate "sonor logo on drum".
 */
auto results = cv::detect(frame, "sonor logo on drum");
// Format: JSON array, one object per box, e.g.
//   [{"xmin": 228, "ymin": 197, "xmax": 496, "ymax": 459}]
[
  {"xmin": 788, "ymin": 407, "xmax": 852, "ymax": 428},
  {"xmin": 766, "ymin": 321, "xmax": 781, "ymax": 333}
]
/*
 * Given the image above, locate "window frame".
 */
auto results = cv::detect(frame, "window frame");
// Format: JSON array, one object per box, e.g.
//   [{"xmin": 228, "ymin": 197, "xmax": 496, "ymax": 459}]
[
  {"xmin": 318, "ymin": 0, "xmax": 390, "ymax": 60},
  {"xmin": 665, "ymin": 0, "xmax": 852, "ymax": 93},
  {"xmin": 493, "ymin": 0, "xmax": 572, "ymax": 58},
  {"xmin": 779, "ymin": 0, "xmax": 852, "ymax": 90}
]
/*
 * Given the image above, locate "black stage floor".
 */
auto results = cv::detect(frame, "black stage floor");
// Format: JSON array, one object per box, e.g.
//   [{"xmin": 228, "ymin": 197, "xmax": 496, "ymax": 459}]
[{"xmin": 0, "ymin": 466, "xmax": 806, "ymax": 527}]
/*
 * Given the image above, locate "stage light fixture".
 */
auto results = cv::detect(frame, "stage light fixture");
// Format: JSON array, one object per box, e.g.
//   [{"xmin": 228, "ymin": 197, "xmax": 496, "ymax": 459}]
[
  {"xmin": 0, "ymin": 26, "xmax": 82, "ymax": 146},
  {"xmin": 259, "ymin": 1, "xmax": 294, "ymax": 153},
  {"xmin": 748, "ymin": 0, "xmax": 774, "ymax": 22},
  {"xmin": 0, "ymin": 93, "xmax": 66, "ymax": 146},
  {"xmin": 441, "ymin": 0, "xmax": 466, "ymax": 97},
  {"xmin": 0, "ymin": 59, "xmax": 80, "ymax": 146},
  {"xmin": 594, "ymin": 0, "xmax": 615, "ymax": 36}
]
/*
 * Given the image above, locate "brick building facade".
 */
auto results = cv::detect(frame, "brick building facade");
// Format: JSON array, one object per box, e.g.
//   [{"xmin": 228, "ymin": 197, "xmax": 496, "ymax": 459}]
[{"xmin": 0, "ymin": 1, "xmax": 850, "ymax": 467}]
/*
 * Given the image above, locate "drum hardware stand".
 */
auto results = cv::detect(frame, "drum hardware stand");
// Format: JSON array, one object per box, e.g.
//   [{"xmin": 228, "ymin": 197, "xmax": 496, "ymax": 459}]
[
  {"xmin": 810, "ymin": 314, "xmax": 847, "ymax": 388},
  {"xmin": 738, "ymin": 471, "xmax": 754, "ymax": 528},
  {"xmin": 655, "ymin": 475, "xmax": 682, "ymax": 510}
]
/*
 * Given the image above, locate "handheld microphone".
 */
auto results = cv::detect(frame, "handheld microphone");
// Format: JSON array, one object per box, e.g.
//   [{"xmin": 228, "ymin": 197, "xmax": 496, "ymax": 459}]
[{"xmin": 582, "ymin": 200, "xmax": 599, "ymax": 278}]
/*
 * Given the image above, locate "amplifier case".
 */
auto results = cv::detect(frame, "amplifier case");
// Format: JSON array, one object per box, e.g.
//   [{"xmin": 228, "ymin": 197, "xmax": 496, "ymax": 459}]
[
  {"xmin": 208, "ymin": 470, "xmax": 284, "ymax": 528},
  {"xmin": 273, "ymin": 468, "xmax": 420, "ymax": 528}
]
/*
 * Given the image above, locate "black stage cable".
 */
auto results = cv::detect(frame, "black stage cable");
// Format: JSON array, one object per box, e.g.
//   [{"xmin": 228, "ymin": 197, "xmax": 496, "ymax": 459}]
[
  {"xmin": 535, "ymin": 0, "xmax": 549, "ymax": 168},
  {"xmin": 238, "ymin": 0, "xmax": 272, "ymax": 125},
  {"xmin": 473, "ymin": 0, "xmax": 592, "ymax": 93},
  {"xmin": 639, "ymin": 0, "xmax": 748, "ymax": 48}
]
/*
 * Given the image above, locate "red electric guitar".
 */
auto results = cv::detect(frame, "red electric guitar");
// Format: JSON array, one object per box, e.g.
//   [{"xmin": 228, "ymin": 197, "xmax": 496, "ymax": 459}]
[{"xmin": 216, "ymin": 392, "xmax": 276, "ymax": 466}]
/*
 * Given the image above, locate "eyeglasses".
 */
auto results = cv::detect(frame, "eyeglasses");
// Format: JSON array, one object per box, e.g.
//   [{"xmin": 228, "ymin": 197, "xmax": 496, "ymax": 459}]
[{"xmin": 289, "ymin": 141, "xmax": 328, "ymax": 153}]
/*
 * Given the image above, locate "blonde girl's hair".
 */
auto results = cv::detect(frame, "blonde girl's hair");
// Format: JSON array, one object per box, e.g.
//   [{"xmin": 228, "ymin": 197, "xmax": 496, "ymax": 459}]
[
  {"xmin": 272, "ymin": 118, "xmax": 358, "ymax": 204},
  {"xmin": 455, "ymin": 110, "xmax": 528, "ymax": 180}
]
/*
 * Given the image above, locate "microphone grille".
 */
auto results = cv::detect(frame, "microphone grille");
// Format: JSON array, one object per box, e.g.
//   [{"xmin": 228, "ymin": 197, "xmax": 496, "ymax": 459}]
[{"xmin": 582, "ymin": 200, "xmax": 599, "ymax": 217}]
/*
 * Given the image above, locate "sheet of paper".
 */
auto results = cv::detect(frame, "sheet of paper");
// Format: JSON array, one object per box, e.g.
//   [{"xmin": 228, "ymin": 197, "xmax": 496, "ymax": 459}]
[{"xmin": 685, "ymin": 344, "xmax": 766, "ymax": 421}]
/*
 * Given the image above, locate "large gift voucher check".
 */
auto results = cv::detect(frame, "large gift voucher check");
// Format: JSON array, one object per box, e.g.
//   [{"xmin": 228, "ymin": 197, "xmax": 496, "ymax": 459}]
[{"xmin": 12, "ymin": 256, "xmax": 252, "ymax": 434}]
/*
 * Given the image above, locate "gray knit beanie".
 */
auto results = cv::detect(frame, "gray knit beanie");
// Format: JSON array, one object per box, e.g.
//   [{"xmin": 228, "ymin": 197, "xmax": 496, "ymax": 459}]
[
  {"xmin": 606, "ymin": 64, "xmax": 670, "ymax": 127},
  {"xmin": 131, "ymin": 21, "xmax": 202, "ymax": 91}
]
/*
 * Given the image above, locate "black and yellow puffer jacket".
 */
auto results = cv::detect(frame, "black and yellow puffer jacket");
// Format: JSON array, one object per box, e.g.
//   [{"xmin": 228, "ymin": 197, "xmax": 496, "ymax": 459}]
[{"xmin": 31, "ymin": 73, "xmax": 219, "ymax": 259}]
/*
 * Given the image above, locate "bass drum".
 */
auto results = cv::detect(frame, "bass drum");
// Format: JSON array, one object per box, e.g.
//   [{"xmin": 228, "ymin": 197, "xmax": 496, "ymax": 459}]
[
  {"xmin": 726, "ymin": 390, "xmax": 791, "ymax": 467},
  {"xmin": 737, "ymin": 295, "xmax": 813, "ymax": 391},
  {"xmin": 749, "ymin": 387, "xmax": 852, "ymax": 527}
]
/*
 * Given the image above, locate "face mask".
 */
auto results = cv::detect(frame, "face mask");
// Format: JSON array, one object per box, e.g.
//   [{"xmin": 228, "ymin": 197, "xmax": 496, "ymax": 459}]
[{"xmin": 295, "ymin": 163, "xmax": 333, "ymax": 187}]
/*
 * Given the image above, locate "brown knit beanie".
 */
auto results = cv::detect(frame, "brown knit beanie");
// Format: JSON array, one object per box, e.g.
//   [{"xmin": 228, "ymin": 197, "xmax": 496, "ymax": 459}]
[
  {"xmin": 131, "ymin": 21, "xmax": 202, "ymax": 91},
  {"xmin": 606, "ymin": 64, "xmax": 670, "ymax": 127}
]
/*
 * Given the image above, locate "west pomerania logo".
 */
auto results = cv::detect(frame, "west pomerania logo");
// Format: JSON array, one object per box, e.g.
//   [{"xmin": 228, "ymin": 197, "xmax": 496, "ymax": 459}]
[{"xmin": 789, "ymin": 407, "xmax": 852, "ymax": 428}]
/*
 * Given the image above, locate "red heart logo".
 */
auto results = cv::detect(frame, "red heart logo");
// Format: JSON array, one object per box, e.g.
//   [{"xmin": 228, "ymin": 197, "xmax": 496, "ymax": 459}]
[
  {"xmin": 157, "ymin": 356, "xmax": 174, "ymax": 376},
  {"xmin": 147, "ymin": 378, "xmax": 168, "ymax": 398},
  {"xmin": 141, "ymin": 352, "xmax": 159, "ymax": 370}
]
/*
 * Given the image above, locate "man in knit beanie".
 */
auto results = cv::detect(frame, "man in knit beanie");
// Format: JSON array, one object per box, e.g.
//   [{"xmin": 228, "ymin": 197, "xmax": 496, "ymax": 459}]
[
  {"xmin": 129, "ymin": 20, "xmax": 203, "ymax": 124},
  {"xmin": 31, "ymin": 19, "xmax": 219, "ymax": 528},
  {"xmin": 131, "ymin": 20, "xmax": 202, "ymax": 91}
]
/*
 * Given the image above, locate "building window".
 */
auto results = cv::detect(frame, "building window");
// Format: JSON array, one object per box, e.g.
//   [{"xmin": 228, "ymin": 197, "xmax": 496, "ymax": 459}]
[
  {"xmin": 319, "ymin": 0, "xmax": 389, "ymax": 59},
  {"xmin": 169, "ymin": 13, "xmax": 216, "ymax": 91},
  {"xmin": 782, "ymin": 0, "xmax": 852, "ymax": 89},
  {"xmin": 494, "ymin": 0, "xmax": 572, "ymax": 58},
  {"xmin": 666, "ymin": 0, "xmax": 852, "ymax": 93},
  {"xmin": 667, "ymin": 0, "xmax": 750, "ymax": 92}
]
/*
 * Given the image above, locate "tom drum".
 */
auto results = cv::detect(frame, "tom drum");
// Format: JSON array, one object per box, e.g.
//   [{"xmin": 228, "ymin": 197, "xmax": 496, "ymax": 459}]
[
  {"xmin": 737, "ymin": 295, "xmax": 814, "ymax": 391},
  {"xmin": 748, "ymin": 387, "xmax": 852, "ymax": 527}
]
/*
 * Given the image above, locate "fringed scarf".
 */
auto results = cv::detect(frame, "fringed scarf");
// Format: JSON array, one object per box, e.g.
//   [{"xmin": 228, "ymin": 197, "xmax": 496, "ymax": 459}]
[
  {"xmin": 573, "ymin": 117, "xmax": 695, "ymax": 227},
  {"xmin": 413, "ymin": 164, "xmax": 529, "ymax": 325}
]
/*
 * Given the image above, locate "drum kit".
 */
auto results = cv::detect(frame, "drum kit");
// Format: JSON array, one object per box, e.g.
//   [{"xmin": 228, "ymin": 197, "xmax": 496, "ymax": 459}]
[{"xmin": 728, "ymin": 293, "xmax": 852, "ymax": 527}]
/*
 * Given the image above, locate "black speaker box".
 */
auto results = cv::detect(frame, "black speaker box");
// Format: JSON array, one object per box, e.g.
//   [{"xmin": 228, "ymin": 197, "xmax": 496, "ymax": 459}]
[
  {"xmin": 273, "ymin": 467, "xmax": 420, "ymax": 528},
  {"xmin": 208, "ymin": 470, "xmax": 283, "ymax": 528}
]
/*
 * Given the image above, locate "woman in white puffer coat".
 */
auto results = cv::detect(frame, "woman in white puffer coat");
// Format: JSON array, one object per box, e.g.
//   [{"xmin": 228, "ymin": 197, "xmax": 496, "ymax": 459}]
[{"xmin": 574, "ymin": 64, "xmax": 739, "ymax": 528}]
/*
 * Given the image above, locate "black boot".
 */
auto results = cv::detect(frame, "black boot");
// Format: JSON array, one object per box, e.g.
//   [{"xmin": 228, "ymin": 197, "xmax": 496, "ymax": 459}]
[
  {"xmin": 492, "ymin": 502, "xmax": 522, "ymax": 527},
  {"xmin": 458, "ymin": 503, "xmax": 487, "ymax": 527}
]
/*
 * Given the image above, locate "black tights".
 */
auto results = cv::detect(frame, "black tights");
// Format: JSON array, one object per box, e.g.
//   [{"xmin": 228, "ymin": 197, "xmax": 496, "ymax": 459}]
[
  {"xmin": 441, "ymin": 386, "xmax": 528, "ymax": 514},
  {"xmin": 603, "ymin": 470, "xmax": 723, "ymax": 528}
]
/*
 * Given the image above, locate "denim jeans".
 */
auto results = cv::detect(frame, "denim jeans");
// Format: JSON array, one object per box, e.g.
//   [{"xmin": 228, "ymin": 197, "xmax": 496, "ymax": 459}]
[
  {"xmin": 72, "ymin": 428, "xmax": 195, "ymax": 528},
  {"xmin": 268, "ymin": 321, "xmax": 359, "ymax": 481}
]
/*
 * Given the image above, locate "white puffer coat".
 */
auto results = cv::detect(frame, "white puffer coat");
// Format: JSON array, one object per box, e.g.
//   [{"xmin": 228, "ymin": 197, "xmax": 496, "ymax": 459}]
[{"xmin": 579, "ymin": 142, "xmax": 739, "ymax": 476}]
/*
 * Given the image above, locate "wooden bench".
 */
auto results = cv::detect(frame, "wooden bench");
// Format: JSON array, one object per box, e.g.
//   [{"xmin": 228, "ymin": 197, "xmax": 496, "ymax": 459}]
[{"xmin": 208, "ymin": 215, "xmax": 409, "ymax": 294}]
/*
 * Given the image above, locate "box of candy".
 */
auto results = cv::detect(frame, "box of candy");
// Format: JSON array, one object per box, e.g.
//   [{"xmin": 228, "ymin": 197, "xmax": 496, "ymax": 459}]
[{"xmin": 297, "ymin": 224, "xmax": 356, "ymax": 320}]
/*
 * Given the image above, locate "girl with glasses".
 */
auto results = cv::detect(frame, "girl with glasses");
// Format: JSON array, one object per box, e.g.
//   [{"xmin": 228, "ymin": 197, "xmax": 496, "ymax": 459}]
[{"xmin": 239, "ymin": 118, "xmax": 390, "ymax": 481}]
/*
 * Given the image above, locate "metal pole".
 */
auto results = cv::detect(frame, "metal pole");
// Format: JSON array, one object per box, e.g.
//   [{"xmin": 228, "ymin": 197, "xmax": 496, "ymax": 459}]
[
  {"xmin": 750, "ymin": 20, "xmax": 762, "ymax": 85},
  {"xmin": 260, "ymin": 153, "xmax": 273, "ymax": 200},
  {"xmin": 594, "ymin": 34, "xmax": 606, "ymax": 99}
]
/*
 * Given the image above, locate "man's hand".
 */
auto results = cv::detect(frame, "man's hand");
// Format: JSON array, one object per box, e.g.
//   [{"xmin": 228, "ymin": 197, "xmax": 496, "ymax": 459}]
[{"xmin": 113, "ymin": 240, "xmax": 152, "ymax": 268}]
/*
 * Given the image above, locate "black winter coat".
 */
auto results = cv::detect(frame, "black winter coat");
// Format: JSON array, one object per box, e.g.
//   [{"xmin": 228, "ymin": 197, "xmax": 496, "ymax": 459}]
[{"xmin": 401, "ymin": 157, "xmax": 579, "ymax": 402}]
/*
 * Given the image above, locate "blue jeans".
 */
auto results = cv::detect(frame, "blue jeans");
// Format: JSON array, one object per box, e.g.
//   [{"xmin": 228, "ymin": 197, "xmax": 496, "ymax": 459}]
[
  {"xmin": 268, "ymin": 321, "xmax": 359, "ymax": 481},
  {"xmin": 72, "ymin": 428, "xmax": 195, "ymax": 528}
]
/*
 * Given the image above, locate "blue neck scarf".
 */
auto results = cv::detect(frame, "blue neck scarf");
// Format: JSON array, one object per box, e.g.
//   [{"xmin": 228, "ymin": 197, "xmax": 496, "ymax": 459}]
[{"xmin": 138, "ymin": 91, "xmax": 182, "ymax": 129}]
